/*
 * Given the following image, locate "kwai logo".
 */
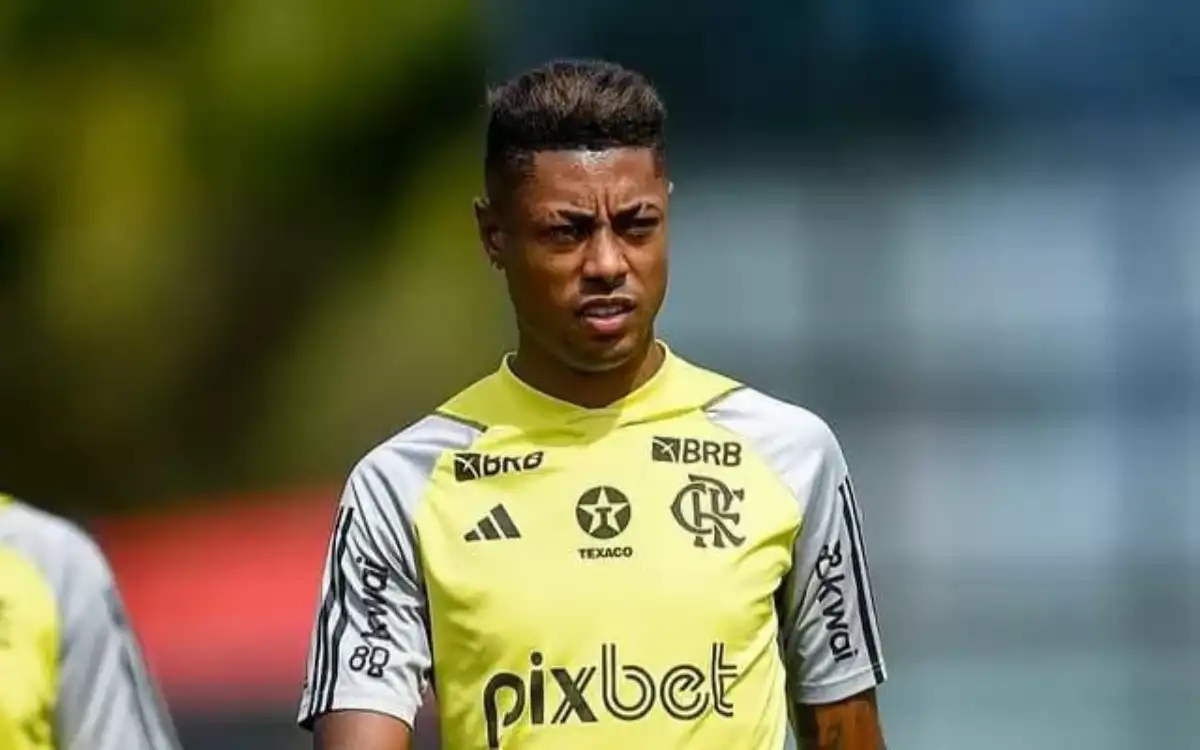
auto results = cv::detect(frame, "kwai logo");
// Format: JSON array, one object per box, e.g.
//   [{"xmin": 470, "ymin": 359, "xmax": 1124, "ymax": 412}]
[
  {"xmin": 348, "ymin": 555, "xmax": 392, "ymax": 678},
  {"xmin": 814, "ymin": 541, "xmax": 858, "ymax": 663}
]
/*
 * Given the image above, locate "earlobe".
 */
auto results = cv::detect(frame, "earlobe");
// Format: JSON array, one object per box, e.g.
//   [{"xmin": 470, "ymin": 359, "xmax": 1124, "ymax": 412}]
[{"xmin": 484, "ymin": 242, "xmax": 506, "ymax": 271}]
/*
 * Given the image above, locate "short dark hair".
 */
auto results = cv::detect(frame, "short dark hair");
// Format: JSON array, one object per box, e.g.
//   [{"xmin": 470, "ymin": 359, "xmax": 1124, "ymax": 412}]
[{"xmin": 484, "ymin": 59, "xmax": 667, "ymax": 193}]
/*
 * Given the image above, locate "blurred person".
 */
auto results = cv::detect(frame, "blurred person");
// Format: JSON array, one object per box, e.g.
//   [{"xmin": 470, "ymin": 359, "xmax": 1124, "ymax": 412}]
[
  {"xmin": 300, "ymin": 59, "xmax": 887, "ymax": 750},
  {"xmin": 0, "ymin": 494, "xmax": 181, "ymax": 750}
]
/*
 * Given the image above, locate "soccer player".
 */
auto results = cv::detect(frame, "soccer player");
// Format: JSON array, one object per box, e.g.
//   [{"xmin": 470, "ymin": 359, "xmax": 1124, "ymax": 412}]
[
  {"xmin": 0, "ymin": 494, "xmax": 181, "ymax": 750},
  {"xmin": 299, "ymin": 59, "xmax": 888, "ymax": 750}
]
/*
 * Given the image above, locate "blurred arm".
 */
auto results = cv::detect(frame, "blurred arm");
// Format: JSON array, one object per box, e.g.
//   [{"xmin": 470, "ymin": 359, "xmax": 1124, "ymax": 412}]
[
  {"xmin": 54, "ymin": 532, "xmax": 181, "ymax": 750},
  {"xmin": 300, "ymin": 464, "xmax": 432, "ymax": 750},
  {"xmin": 778, "ymin": 428, "xmax": 888, "ymax": 748}
]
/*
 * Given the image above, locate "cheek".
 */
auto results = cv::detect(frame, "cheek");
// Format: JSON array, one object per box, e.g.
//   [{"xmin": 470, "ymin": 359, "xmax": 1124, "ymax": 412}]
[
  {"xmin": 630, "ymin": 243, "xmax": 668, "ymax": 286},
  {"xmin": 506, "ymin": 255, "xmax": 577, "ymax": 314}
]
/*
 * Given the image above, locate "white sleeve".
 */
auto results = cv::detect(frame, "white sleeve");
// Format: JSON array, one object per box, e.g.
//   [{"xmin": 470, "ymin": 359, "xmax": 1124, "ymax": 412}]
[
  {"xmin": 297, "ymin": 462, "xmax": 432, "ymax": 730},
  {"xmin": 54, "ymin": 529, "xmax": 181, "ymax": 750},
  {"xmin": 778, "ymin": 428, "xmax": 887, "ymax": 705}
]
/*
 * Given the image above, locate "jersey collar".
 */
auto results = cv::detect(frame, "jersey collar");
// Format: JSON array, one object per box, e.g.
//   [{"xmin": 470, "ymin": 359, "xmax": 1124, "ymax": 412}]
[{"xmin": 497, "ymin": 341, "xmax": 677, "ymax": 422}]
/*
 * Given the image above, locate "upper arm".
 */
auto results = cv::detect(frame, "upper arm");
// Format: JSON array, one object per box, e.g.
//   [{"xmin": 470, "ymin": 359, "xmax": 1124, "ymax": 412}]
[
  {"xmin": 54, "ymin": 529, "xmax": 181, "ymax": 750},
  {"xmin": 313, "ymin": 709, "xmax": 413, "ymax": 750},
  {"xmin": 298, "ymin": 461, "xmax": 431, "ymax": 743},
  {"xmin": 778, "ymin": 423, "xmax": 887, "ymax": 706}
]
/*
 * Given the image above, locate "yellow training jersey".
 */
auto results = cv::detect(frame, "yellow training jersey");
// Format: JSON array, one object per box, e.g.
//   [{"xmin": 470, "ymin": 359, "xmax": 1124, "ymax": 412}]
[
  {"xmin": 298, "ymin": 346, "xmax": 886, "ymax": 749},
  {"xmin": 0, "ymin": 496, "xmax": 180, "ymax": 750}
]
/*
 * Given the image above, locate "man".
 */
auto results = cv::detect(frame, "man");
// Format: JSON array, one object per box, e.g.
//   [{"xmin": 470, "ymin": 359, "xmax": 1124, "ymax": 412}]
[
  {"xmin": 299, "ymin": 59, "xmax": 888, "ymax": 750},
  {"xmin": 0, "ymin": 494, "xmax": 181, "ymax": 750}
]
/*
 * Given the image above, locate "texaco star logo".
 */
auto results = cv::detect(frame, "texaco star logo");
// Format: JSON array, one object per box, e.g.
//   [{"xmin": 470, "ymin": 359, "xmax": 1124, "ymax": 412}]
[{"xmin": 575, "ymin": 486, "xmax": 632, "ymax": 540}]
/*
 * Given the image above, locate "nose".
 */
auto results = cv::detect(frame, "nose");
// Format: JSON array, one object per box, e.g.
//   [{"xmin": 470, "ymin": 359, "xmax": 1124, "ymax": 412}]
[{"xmin": 581, "ymin": 227, "xmax": 628, "ymax": 285}]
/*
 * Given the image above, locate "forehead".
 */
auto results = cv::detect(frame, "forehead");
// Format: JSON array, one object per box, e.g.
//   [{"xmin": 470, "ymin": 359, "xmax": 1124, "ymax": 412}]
[{"xmin": 517, "ymin": 148, "xmax": 664, "ymax": 207}]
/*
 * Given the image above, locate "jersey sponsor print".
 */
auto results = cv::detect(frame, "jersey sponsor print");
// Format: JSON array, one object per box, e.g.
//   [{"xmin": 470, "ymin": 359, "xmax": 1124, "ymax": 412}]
[
  {"xmin": 298, "ymin": 347, "xmax": 887, "ymax": 749},
  {"xmin": 482, "ymin": 643, "xmax": 738, "ymax": 749}
]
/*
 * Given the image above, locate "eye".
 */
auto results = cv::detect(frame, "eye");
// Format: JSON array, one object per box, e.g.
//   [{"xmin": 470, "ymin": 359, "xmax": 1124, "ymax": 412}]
[
  {"xmin": 616, "ymin": 214, "xmax": 661, "ymax": 238},
  {"xmin": 543, "ymin": 225, "xmax": 585, "ymax": 243},
  {"xmin": 628, "ymin": 217, "xmax": 660, "ymax": 235},
  {"xmin": 541, "ymin": 217, "xmax": 595, "ymax": 245}
]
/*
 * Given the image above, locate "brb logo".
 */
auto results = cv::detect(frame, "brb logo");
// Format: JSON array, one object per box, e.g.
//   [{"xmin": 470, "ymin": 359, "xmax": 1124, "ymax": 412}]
[
  {"xmin": 651, "ymin": 436, "xmax": 742, "ymax": 467},
  {"xmin": 481, "ymin": 643, "xmax": 737, "ymax": 748},
  {"xmin": 670, "ymin": 474, "xmax": 746, "ymax": 549},
  {"xmin": 454, "ymin": 451, "xmax": 544, "ymax": 482}
]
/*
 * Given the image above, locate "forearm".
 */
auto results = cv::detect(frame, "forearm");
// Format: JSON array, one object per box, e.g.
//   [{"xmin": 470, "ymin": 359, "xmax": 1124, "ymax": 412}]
[{"xmin": 794, "ymin": 690, "xmax": 886, "ymax": 750}]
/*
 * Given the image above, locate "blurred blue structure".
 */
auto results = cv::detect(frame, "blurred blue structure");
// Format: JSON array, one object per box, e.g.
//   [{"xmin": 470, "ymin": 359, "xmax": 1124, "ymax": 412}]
[
  {"xmin": 484, "ymin": 2, "xmax": 1200, "ymax": 748},
  {"xmin": 657, "ymin": 131, "xmax": 1200, "ymax": 749}
]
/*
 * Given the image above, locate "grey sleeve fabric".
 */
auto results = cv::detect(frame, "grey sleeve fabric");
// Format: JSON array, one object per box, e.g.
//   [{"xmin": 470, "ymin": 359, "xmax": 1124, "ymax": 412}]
[
  {"xmin": 778, "ymin": 429, "xmax": 886, "ymax": 704},
  {"xmin": 298, "ymin": 415, "xmax": 480, "ymax": 731},
  {"xmin": 51, "ymin": 513, "xmax": 180, "ymax": 748},
  {"xmin": 707, "ymin": 388, "xmax": 886, "ymax": 706}
]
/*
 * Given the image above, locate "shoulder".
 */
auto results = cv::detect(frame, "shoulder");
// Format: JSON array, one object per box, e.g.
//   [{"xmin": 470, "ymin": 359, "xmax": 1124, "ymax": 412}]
[
  {"xmin": 704, "ymin": 385, "xmax": 845, "ymax": 484},
  {"xmin": 341, "ymin": 411, "xmax": 486, "ymax": 522},
  {"xmin": 354, "ymin": 370, "xmax": 500, "ymax": 480},
  {"xmin": 0, "ymin": 501, "xmax": 111, "ymax": 584},
  {"xmin": 361, "ymin": 411, "xmax": 486, "ymax": 475},
  {"xmin": 0, "ymin": 501, "xmax": 114, "ymax": 625},
  {"xmin": 706, "ymin": 385, "xmax": 840, "ymax": 454},
  {"xmin": 667, "ymin": 354, "xmax": 745, "ymax": 408}
]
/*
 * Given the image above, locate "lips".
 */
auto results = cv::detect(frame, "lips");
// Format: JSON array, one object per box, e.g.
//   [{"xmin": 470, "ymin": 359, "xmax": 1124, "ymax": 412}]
[
  {"xmin": 577, "ymin": 297, "xmax": 636, "ymax": 336},
  {"xmin": 577, "ymin": 297, "xmax": 636, "ymax": 319}
]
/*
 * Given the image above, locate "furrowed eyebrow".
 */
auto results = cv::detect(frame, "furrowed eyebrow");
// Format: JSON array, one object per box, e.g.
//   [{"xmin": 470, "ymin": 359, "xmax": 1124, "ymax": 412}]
[
  {"xmin": 555, "ymin": 208, "xmax": 597, "ymax": 220},
  {"xmin": 614, "ymin": 201, "xmax": 660, "ymax": 216}
]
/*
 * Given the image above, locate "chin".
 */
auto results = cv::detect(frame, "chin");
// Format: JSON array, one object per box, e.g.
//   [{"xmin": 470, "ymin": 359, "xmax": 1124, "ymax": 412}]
[{"xmin": 566, "ymin": 333, "xmax": 646, "ymax": 374}]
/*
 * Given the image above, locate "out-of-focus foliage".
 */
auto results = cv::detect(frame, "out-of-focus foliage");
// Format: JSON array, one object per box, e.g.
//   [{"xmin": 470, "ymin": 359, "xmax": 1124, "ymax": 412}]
[{"xmin": 0, "ymin": 0, "xmax": 503, "ymax": 511}]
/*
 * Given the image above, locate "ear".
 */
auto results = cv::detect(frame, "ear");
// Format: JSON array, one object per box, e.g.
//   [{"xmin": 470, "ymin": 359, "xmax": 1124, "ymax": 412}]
[{"xmin": 473, "ymin": 197, "xmax": 504, "ymax": 269}]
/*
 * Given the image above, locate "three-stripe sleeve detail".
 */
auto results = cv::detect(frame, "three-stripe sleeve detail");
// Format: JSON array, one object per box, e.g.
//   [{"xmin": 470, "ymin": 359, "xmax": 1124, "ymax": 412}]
[
  {"xmin": 322, "ymin": 505, "xmax": 355, "ymax": 713},
  {"xmin": 308, "ymin": 505, "xmax": 354, "ymax": 717},
  {"xmin": 838, "ymin": 479, "xmax": 884, "ymax": 684},
  {"xmin": 304, "ymin": 506, "xmax": 339, "ymax": 718},
  {"xmin": 844, "ymin": 477, "xmax": 881, "ymax": 619},
  {"xmin": 116, "ymin": 623, "xmax": 180, "ymax": 750}
]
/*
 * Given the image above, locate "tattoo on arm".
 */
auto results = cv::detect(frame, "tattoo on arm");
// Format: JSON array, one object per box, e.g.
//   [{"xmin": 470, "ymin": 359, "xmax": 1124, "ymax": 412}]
[
  {"xmin": 795, "ymin": 691, "xmax": 885, "ymax": 750},
  {"xmin": 821, "ymin": 723, "xmax": 844, "ymax": 750}
]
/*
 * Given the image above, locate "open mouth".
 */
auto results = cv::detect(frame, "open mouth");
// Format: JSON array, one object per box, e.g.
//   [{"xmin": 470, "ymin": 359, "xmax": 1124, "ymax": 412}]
[
  {"xmin": 577, "ymin": 297, "xmax": 636, "ymax": 335},
  {"xmin": 578, "ymin": 297, "xmax": 636, "ymax": 320}
]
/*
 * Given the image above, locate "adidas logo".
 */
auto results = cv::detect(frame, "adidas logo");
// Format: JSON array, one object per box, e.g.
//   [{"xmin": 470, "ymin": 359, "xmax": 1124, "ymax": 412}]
[{"xmin": 464, "ymin": 504, "xmax": 522, "ymax": 542}]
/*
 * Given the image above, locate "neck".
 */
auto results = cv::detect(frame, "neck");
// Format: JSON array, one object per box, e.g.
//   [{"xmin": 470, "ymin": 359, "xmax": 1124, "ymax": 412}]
[{"xmin": 510, "ymin": 337, "xmax": 665, "ymax": 409}]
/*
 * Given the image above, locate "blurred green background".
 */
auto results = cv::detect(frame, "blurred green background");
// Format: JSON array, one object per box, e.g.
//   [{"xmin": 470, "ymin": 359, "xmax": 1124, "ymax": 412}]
[{"xmin": 0, "ymin": 0, "xmax": 502, "ymax": 513}]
